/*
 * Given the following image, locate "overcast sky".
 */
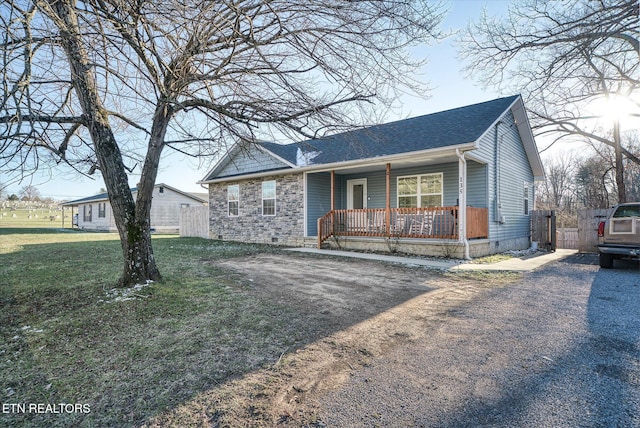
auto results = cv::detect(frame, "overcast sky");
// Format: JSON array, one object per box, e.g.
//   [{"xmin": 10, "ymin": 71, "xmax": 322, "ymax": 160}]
[{"xmin": 4, "ymin": 0, "xmax": 515, "ymax": 200}]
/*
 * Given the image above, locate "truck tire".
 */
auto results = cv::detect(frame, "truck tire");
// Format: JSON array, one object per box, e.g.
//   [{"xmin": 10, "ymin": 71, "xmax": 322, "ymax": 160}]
[{"xmin": 599, "ymin": 253, "xmax": 614, "ymax": 269}]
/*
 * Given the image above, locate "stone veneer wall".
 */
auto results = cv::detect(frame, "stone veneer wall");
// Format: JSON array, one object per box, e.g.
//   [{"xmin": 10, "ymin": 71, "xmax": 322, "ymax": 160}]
[{"xmin": 208, "ymin": 173, "xmax": 305, "ymax": 246}]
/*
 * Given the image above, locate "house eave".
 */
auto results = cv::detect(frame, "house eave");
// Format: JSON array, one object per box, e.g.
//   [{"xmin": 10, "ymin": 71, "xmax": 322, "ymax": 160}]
[
  {"xmin": 306, "ymin": 142, "xmax": 478, "ymax": 174},
  {"xmin": 198, "ymin": 142, "xmax": 477, "ymax": 184}
]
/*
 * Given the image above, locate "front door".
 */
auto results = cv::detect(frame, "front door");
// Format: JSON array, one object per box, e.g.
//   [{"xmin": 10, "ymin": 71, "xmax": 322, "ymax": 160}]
[{"xmin": 347, "ymin": 179, "xmax": 367, "ymax": 209}]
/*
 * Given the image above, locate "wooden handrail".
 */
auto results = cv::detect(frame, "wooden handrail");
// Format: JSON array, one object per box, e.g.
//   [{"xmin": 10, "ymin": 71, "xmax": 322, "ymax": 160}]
[
  {"xmin": 317, "ymin": 210, "xmax": 335, "ymax": 248},
  {"xmin": 318, "ymin": 206, "xmax": 489, "ymax": 247}
]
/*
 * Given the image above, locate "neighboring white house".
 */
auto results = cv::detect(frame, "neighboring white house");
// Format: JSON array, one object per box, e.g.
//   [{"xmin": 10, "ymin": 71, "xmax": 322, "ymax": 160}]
[{"xmin": 60, "ymin": 183, "xmax": 208, "ymax": 233}]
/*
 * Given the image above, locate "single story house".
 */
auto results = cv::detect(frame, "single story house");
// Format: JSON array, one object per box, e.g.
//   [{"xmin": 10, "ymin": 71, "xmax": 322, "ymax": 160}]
[
  {"xmin": 60, "ymin": 183, "xmax": 208, "ymax": 233},
  {"xmin": 199, "ymin": 95, "xmax": 545, "ymax": 258}
]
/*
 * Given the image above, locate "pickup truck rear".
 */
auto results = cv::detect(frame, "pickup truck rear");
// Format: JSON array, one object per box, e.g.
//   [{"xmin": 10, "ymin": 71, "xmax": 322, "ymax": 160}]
[{"xmin": 597, "ymin": 202, "xmax": 640, "ymax": 268}]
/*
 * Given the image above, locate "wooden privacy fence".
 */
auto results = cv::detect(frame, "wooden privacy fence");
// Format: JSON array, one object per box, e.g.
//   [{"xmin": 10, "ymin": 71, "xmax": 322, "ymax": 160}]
[
  {"xmin": 556, "ymin": 228, "xmax": 578, "ymax": 249},
  {"xmin": 179, "ymin": 206, "xmax": 209, "ymax": 238},
  {"xmin": 531, "ymin": 210, "xmax": 556, "ymax": 251},
  {"xmin": 577, "ymin": 208, "xmax": 613, "ymax": 253}
]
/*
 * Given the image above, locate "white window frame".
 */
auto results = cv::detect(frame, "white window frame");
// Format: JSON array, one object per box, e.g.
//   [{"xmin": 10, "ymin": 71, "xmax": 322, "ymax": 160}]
[
  {"xmin": 227, "ymin": 184, "xmax": 239, "ymax": 217},
  {"xmin": 397, "ymin": 173, "xmax": 443, "ymax": 208},
  {"xmin": 262, "ymin": 180, "xmax": 276, "ymax": 216}
]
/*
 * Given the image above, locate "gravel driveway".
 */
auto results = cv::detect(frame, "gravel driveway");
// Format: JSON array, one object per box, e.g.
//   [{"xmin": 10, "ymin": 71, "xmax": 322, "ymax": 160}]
[{"xmin": 316, "ymin": 254, "xmax": 640, "ymax": 427}]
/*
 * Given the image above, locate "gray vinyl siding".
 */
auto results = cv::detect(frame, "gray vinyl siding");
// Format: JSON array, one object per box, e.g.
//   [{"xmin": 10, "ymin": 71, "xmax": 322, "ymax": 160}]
[
  {"xmin": 217, "ymin": 145, "xmax": 290, "ymax": 177},
  {"xmin": 339, "ymin": 171, "xmax": 387, "ymax": 208},
  {"xmin": 467, "ymin": 160, "xmax": 488, "ymax": 208},
  {"xmin": 473, "ymin": 110, "xmax": 534, "ymax": 245},
  {"xmin": 306, "ymin": 172, "xmax": 331, "ymax": 236}
]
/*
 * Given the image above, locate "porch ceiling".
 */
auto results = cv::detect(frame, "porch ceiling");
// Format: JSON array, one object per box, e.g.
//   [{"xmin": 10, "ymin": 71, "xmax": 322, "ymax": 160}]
[{"xmin": 321, "ymin": 150, "xmax": 463, "ymax": 175}]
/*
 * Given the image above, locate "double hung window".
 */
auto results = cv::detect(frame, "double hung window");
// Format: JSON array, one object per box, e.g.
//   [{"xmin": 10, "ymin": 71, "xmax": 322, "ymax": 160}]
[
  {"xmin": 262, "ymin": 181, "xmax": 276, "ymax": 216},
  {"xmin": 228, "ymin": 184, "xmax": 239, "ymax": 216},
  {"xmin": 397, "ymin": 173, "xmax": 443, "ymax": 208}
]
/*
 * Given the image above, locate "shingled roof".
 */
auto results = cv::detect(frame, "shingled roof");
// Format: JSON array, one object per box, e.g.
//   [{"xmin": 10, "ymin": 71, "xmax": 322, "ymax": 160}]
[
  {"xmin": 60, "ymin": 183, "xmax": 207, "ymax": 206},
  {"xmin": 202, "ymin": 94, "xmax": 546, "ymax": 182},
  {"xmin": 259, "ymin": 95, "xmax": 520, "ymax": 166}
]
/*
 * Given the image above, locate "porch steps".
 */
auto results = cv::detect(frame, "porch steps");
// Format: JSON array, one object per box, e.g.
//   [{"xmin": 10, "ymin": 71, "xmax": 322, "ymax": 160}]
[{"xmin": 303, "ymin": 237, "xmax": 320, "ymax": 248}]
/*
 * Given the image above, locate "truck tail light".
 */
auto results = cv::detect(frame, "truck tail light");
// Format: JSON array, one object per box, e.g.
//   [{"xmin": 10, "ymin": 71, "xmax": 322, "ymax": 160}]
[{"xmin": 597, "ymin": 221, "xmax": 605, "ymax": 237}]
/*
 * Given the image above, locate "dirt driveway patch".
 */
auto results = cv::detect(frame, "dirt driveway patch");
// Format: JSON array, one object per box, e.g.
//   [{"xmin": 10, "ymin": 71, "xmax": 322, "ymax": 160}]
[
  {"xmin": 216, "ymin": 253, "xmax": 437, "ymax": 321},
  {"xmin": 147, "ymin": 253, "xmax": 518, "ymax": 427}
]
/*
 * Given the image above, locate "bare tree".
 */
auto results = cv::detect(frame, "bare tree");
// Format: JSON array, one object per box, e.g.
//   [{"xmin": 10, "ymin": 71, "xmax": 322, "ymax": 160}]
[
  {"xmin": 536, "ymin": 152, "xmax": 578, "ymax": 225},
  {"xmin": 458, "ymin": 0, "xmax": 639, "ymax": 203},
  {"xmin": 624, "ymin": 137, "xmax": 640, "ymax": 201},
  {"xmin": 0, "ymin": 0, "xmax": 445, "ymax": 286},
  {"xmin": 537, "ymin": 153, "xmax": 575, "ymax": 210},
  {"xmin": 19, "ymin": 184, "xmax": 41, "ymax": 201},
  {"xmin": 575, "ymin": 155, "xmax": 616, "ymax": 209}
]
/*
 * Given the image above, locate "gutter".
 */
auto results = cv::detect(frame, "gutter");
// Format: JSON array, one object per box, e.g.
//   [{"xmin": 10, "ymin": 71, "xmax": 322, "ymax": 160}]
[
  {"xmin": 199, "ymin": 142, "xmax": 477, "ymax": 185},
  {"xmin": 456, "ymin": 148, "xmax": 470, "ymax": 260}
]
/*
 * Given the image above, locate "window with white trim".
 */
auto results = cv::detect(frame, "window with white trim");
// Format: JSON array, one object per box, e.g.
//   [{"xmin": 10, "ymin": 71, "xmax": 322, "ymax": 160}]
[
  {"xmin": 523, "ymin": 182, "xmax": 530, "ymax": 215},
  {"xmin": 228, "ymin": 184, "xmax": 239, "ymax": 216},
  {"xmin": 397, "ymin": 173, "xmax": 443, "ymax": 208},
  {"xmin": 98, "ymin": 202, "xmax": 106, "ymax": 218},
  {"xmin": 262, "ymin": 180, "xmax": 276, "ymax": 216}
]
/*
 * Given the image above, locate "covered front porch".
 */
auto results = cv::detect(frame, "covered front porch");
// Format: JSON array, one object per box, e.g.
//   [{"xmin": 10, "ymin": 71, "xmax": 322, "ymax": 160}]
[{"xmin": 307, "ymin": 153, "xmax": 490, "ymax": 256}]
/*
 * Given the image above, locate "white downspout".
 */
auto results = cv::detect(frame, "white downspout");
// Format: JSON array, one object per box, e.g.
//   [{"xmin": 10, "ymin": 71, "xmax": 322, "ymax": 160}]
[{"xmin": 456, "ymin": 148, "xmax": 470, "ymax": 260}]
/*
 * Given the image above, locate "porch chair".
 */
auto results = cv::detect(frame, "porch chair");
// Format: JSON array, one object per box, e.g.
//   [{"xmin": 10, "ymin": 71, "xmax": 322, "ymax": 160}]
[
  {"xmin": 432, "ymin": 212, "xmax": 455, "ymax": 237},
  {"xmin": 391, "ymin": 215, "xmax": 406, "ymax": 235},
  {"xmin": 368, "ymin": 211, "xmax": 386, "ymax": 233},
  {"xmin": 419, "ymin": 211, "xmax": 434, "ymax": 236}
]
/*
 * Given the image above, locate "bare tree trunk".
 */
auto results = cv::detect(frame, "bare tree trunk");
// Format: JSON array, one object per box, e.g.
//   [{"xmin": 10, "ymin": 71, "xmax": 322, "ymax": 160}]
[
  {"xmin": 47, "ymin": 0, "xmax": 160, "ymax": 287},
  {"xmin": 122, "ymin": 104, "xmax": 174, "ymax": 286},
  {"xmin": 613, "ymin": 119, "xmax": 626, "ymax": 203}
]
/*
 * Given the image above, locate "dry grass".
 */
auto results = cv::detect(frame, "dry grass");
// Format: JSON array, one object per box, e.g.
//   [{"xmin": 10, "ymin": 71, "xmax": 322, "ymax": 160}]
[
  {"xmin": 0, "ymin": 228, "xmax": 289, "ymax": 427},
  {"xmin": 0, "ymin": 227, "xmax": 522, "ymax": 427}
]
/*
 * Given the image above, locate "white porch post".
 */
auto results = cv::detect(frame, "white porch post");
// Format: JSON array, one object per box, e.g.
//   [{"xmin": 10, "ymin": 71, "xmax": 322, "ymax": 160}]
[
  {"xmin": 456, "ymin": 149, "xmax": 470, "ymax": 259},
  {"xmin": 386, "ymin": 163, "xmax": 391, "ymax": 235}
]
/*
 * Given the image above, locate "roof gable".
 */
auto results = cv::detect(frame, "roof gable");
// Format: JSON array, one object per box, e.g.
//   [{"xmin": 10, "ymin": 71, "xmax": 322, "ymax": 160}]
[{"xmin": 203, "ymin": 142, "xmax": 294, "ymax": 181}]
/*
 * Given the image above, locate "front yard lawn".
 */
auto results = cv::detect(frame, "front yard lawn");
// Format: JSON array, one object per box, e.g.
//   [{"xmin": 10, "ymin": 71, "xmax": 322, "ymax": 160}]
[
  {"xmin": 1, "ymin": 228, "xmax": 520, "ymax": 427},
  {"xmin": 0, "ymin": 229, "xmax": 293, "ymax": 427}
]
